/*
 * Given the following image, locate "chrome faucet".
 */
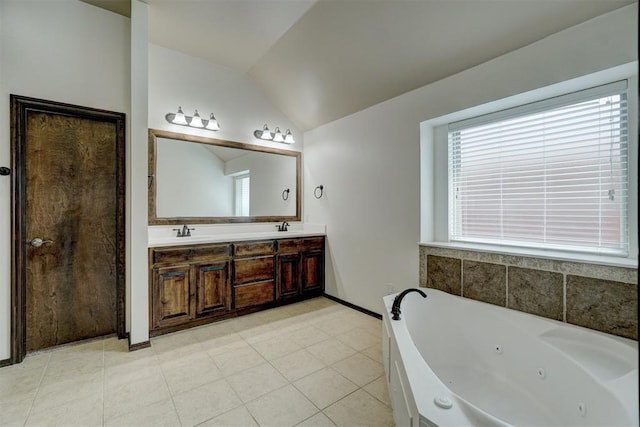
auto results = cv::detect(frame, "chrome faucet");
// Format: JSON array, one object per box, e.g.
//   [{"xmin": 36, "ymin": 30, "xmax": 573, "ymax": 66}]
[
  {"xmin": 391, "ymin": 288, "xmax": 427, "ymax": 320},
  {"xmin": 276, "ymin": 221, "xmax": 289, "ymax": 232},
  {"xmin": 172, "ymin": 224, "xmax": 194, "ymax": 237}
]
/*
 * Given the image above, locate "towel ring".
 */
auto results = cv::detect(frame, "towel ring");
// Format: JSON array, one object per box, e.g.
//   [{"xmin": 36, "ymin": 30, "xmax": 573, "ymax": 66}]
[
  {"xmin": 282, "ymin": 188, "xmax": 290, "ymax": 201},
  {"xmin": 314, "ymin": 185, "xmax": 324, "ymax": 199}
]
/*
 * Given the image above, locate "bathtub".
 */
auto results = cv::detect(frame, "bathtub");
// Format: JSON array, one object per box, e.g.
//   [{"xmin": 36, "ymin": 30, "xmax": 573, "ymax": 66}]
[{"xmin": 382, "ymin": 289, "xmax": 638, "ymax": 427}]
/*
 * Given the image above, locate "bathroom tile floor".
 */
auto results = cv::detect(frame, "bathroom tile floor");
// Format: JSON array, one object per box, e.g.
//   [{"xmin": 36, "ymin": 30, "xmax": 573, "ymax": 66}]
[{"xmin": 0, "ymin": 297, "xmax": 394, "ymax": 427}]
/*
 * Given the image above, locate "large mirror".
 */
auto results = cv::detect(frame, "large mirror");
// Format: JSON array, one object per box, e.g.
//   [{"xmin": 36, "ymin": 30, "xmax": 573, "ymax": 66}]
[{"xmin": 148, "ymin": 129, "xmax": 301, "ymax": 224}]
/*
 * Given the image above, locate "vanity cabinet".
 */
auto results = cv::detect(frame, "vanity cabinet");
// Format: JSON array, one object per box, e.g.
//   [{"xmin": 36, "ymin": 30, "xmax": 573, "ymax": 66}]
[{"xmin": 149, "ymin": 236, "xmax": 324, "ymax": 336}]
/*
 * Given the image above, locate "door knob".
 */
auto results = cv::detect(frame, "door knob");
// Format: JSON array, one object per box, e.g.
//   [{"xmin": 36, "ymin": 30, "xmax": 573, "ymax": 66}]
[{"xmin": 29, "ymin": 238, "xmax": 54, "ymax": 247}]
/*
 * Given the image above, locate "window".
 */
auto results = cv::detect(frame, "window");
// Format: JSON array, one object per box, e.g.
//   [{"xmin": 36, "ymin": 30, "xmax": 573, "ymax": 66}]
[
  {"xmin": 448, "ymin": 80, "xmax": 629, "ymax": 256},
  {"xmin": 234, "ymin": 172, "xmax": 250, "ymax": 216}
]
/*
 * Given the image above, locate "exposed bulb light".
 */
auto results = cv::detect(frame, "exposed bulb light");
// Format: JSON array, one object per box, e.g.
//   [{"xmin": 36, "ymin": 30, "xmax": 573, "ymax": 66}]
[
  {"xmin": 165, "ymin": 107, "xmax": 220, "ymax": 132},
  {"xmin": 206, "ymin": 113, "xmax": 220, "ymax": 131},
  {"xmin": 190, "ymin": 110, "xmax": 204, "ymax": 128},
  {"xmin": 172, "ymin": 106, "xmax": 188, "ymax": 125},
  {"xmin": 283, "ymin": 129, "xmax": 295, "ymax": 144},
  {"xmin": 253, "ymin": 124, "xmax": 294, "ymax": 144},
  {"xmin": 273, "ymin": 127, "xmax": 284, "ymax": 143}
]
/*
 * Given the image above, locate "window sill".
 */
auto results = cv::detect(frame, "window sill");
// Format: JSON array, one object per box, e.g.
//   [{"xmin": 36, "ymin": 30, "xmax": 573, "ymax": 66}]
[{"xmin": 418, "ymin": 241, "xmax": 638, "ymax": 269}]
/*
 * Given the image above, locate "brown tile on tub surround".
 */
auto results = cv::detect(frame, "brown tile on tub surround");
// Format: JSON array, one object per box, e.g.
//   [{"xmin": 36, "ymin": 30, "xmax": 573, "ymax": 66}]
[
  {"xmin": 566, "ymin": 276, "xmax": 638, "ymax": 340},
  {"xmin": 508, "ymin": 267, "xmax": 563, "ymax": 321},
  {"xmin": 426, "ymin": 255, "xmax": 461, "ymax": 295},
  {"xmin": 463, "ymin": 261, "xmax": 506, "ymax": 307}
]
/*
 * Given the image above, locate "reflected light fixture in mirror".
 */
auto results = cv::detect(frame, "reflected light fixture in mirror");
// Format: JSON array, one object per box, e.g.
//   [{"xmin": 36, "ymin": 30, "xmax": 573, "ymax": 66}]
[
  {"xmin": 254, "ymin": 124, "xmax": 295, "ymax": 144},
  {"xmin": 165, "ymin": 106, "xmax": 220, "ymax": 132}
]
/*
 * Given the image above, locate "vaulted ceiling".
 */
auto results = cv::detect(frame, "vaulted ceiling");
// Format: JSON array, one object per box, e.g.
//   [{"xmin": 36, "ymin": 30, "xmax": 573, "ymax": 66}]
[{"xmin": 82, "ymin": 0, "xmax": 635, "ymax": 131}]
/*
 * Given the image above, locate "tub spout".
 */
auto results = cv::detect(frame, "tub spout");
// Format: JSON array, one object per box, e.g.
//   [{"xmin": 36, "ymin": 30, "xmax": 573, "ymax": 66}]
[{"xmin": 391, "ymin": 288, "xmax": 427, "ymax": 321}]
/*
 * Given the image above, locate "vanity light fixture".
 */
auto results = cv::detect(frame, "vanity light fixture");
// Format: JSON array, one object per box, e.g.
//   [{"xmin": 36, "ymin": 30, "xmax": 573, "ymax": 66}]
[
  {"xmin": 165, "ymin": 107, "xmax": 220, "ymax": 132},
  {"xmin": 254, "ymin": 124, "xmax": 295, "ymax": 144}
]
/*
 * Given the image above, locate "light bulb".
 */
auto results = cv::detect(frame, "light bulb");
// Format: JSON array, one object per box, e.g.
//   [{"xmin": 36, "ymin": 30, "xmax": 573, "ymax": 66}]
[
  {"xmin": 190, "ymin": 110, "xmax": 204, "ymax": 128},
  {"xmin": 206, "ymin": 113, "xmax": 220, "ymax": 131},
  {"xmin": 284, "ymin": 129, "xmax": 295, "ymax": 144},
  {"xmin": 273, "ymin": 127, "xmax": 284, "ymax": 143},
  {"xmin": 172, "ymin": 106, "xmax": 188, "ymax": 125},
  {"xmin": 260, "ymin": 124, "xmax": 273, "ymax": 140}
]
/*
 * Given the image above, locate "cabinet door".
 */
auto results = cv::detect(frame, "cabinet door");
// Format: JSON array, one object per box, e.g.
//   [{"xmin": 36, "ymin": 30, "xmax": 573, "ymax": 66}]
[
  {"xmin": 301, "ymin": 250, "xmax": 324, "ymax": 292},
  {"xmin": 195, "ymin": 261, "xmax": 230, "ymax": 317},
  {"xmin": 152, "ymin": 265, "xmax": 193, "ymax": 329},
  {"xmin": 277, "ymin": 253, "xmax": 300, "ymax": 299}
]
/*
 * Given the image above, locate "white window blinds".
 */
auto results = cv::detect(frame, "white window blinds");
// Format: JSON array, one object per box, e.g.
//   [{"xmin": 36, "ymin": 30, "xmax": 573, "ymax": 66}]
[
  {"xmin": 235, "ymin": 173, "xmax": 250, "ymax": 216},
  {"xmin": 448, "ymin": 80, "xmax": 629, "ymax": 255}
]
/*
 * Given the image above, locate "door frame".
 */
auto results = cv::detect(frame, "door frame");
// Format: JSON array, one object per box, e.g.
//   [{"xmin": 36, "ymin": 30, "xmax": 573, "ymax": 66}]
[{"xmin": 10, "ymin": 95, "xmax": 127, "ymax": 364}]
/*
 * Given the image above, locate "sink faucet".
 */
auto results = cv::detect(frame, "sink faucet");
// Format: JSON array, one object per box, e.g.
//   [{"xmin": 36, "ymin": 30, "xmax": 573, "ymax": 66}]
[
  {"xmin": 390, "ymin": 288, "xmax": 427, "ymax": 320},
  {"xmin": 172, "ymin": 224, "xmax": 194, "ymax": 237},
  {"xmin": 276, "ymin": 221, "xmax": 289, "ymax": 232}
]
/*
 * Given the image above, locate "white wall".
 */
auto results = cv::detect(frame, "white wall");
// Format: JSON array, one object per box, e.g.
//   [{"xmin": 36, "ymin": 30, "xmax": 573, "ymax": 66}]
[
  {"xmin": 148, "ymin": 43, "xmax": 303, "ymax": 151},
  {"xmin": 303, "ymin": 4, "xmax": 638, "ymax": 315},
  {"xmin": 0, "ymin": 0, "xmax": 131, "ymax": 360}
]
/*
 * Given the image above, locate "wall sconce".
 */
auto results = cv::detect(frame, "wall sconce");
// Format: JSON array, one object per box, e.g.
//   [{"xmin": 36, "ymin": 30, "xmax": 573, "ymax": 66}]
[
  {"xmin": 165, "ymin": 107, "xmax": 220, "ymax": 131},
  {"xmin": 254, "ymin": 124, "xmax": 295, "ymax": 144}
]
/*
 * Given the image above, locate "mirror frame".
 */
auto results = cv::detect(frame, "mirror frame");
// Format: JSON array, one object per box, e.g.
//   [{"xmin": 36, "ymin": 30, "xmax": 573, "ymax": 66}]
[{"xmin": 148, "ymin": 128, "xmax": 302, "ymax": 225}]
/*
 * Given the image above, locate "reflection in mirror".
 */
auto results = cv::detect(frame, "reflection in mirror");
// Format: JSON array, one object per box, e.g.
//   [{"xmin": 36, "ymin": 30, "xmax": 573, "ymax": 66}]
[{"xmin": 149, "ymin": 129, "xmax": 301, "ymax": 224}]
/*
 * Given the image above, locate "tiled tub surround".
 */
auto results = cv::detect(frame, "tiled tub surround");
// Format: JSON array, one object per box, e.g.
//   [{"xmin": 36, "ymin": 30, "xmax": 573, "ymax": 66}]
[
  {"xmin": 0, "ymin": 297, "xmax": 392, "ymax": 427},
  {"xmin": 419, "ymin": 245, "xmax": 638, "ymax": 340}
]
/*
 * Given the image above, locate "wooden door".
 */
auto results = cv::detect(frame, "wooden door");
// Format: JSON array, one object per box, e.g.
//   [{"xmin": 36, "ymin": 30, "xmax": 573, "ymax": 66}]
[
  {"xmin": 277, "ymin": 253, "xmax": 300, "ymax": 299},
  {"xmin": 152, "ymin": 265, "xmax": 193, "ymax": 329},
  {"xmin": 195, "ymin": 261, "xmax": 230, "ymax": 316},
  {"xmin": 11, "ymin": 96, "xmax": 125, "ymax": 362},
  {"xmin": 301, "ymin": 251, "xmax": 323, "ymax": 292}
]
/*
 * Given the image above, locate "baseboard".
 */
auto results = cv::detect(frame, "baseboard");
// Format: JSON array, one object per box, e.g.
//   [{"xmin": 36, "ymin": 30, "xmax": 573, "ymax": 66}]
[
  {"xmin": 322, "ymin": 293, "xmax": 382, "ymax": 320},
  {"xmin": 0, "ymin": 358, "xmax": 11, "ymax": 368},
  {"xmin": 128, "ymin": 337, "xmax": 151, "ymax": 352}
]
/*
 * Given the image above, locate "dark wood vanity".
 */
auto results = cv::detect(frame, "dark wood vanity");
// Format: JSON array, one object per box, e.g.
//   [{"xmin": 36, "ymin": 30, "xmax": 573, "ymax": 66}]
[{"xmin": 149, "ymin": 236, "xmax": 324, "ymax": 336}]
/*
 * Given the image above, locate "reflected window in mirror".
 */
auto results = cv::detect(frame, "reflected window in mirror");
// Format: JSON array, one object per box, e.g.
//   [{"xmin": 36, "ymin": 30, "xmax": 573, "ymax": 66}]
[{"xmin": 234, "ymin": 172, "xmax": 250, "ymax": 217}]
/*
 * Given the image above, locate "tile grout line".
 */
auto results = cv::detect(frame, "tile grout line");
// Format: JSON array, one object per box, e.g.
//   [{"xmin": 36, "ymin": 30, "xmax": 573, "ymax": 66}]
[
  {"xmin": 22, "ymin": 351, "xmax": 52, "ymax": 425},
  {"xmin": 101, "ymin": 338, "xmax": 106, "ymax": 427}
]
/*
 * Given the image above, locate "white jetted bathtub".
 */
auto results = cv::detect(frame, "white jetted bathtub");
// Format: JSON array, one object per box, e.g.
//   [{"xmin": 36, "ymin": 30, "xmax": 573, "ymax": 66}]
[{"xmin": 382, "ymin": 289, "xmax": 638, "ymax": 427}]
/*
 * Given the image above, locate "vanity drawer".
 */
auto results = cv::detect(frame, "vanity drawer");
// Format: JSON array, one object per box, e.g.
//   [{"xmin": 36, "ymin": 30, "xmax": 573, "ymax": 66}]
[
  {"xmin": 151, "ymin": 244, "xmax": 232, "ymax": 265},
  {"xmin": 233, "ymin": 256, "xmax": 275, "ymax": 285},
  {"xmin": 277, "ymin": 237, "xmax": 325, "ymax": 253},
  {"xmin": 234, "ymin": 241, "xmax": 275, "ymax": 258},
  {"xmin": 234, "ymin": 281, "xmax": 275, "ymax": 308},
  {"xmin": 150, "ymin": 245, "xmax": 231, "ymax": 264}
]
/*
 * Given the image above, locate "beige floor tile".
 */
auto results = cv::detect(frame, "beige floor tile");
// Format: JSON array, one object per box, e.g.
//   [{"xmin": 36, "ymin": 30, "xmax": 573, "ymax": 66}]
[
  {"xmin": 335, "ymin": 328, "xmax": 380, "ymax": 351},
  {"xmin": 271, "ymin": 348, "xmax": 325, "ymax": 382},
  {"xmin": 104, "ymin": 353, "xmax": 163, "ymax": 389},
  {"xmin": 324, "ymin": 389, "xmax": 394, "ymax": 427},
  {"xmin": 296, "ymin": 412, "xmax": 337, "ymax": 427},
  {"xmin": 331, "ymin": 353, "xmax": 384, "ymax": 387},
  {"xmin": 250, "ymin": 334, "xmax": 302, "ymax": 360},
  {"xmin": 210, "ymin": 342, "xmax": 266, "ymax": 376},
  {"xmin": 41, "ymin": 353, "xmax": 103, "ymax": 381},
  {"xmin": 246, "ymin": 384, "xmax": 318, "ymax": 427},
  {"xmin": 313, "ymin": 317, "xmax": 357, "ymax": 337},
  {"xmin": 104, "ymin": 373, "xmax": 171, "ymax": 421},
  {"xmin": 226, "ymin": 363, "xmax": 288, "ymax": 402},
  {"xmin": 0, "ymin": 368, "xmax": 44, "ymax": 404},
  {"xmin": 26, "ymin": 393, "xmax": 103, "ymax": 427},
  {"xmin": 362, "ymin": 376, "xmax": 391, "ymax": 406},
  {"xmin": 293, "ymin": 367, "xmax": 358, "ymax": 409},
  {"xmin": 199, "ymin": 405, "xmax": 259, "ymax": 427},
  {"xmin": 173, "ymin": 378, "xmax": 242, "ymax": 427},
  {"xmin": 105, "ymin": 397, "xmax": 180, "ymax": 427},
  {"xmin": 286, "ymin": 325, "xmax": 331, "ymax": 348},
  {"xmin": 361, "ymin": 345, "xmax": 384, "ymax": 364},
  {"xmin": 0, "ymin": 397, "xmax": 33, "ymax": 427},
  {"xmin": 306, "ymin": 338, "xmax": 357, "ymax": 365},
  {"xmin": 31, "ymin": 371, "xmax": 102, "ymax": 414},
  {"xmin": 161, "ymin": 351, "xmax": 223, "ymax": 395}
]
